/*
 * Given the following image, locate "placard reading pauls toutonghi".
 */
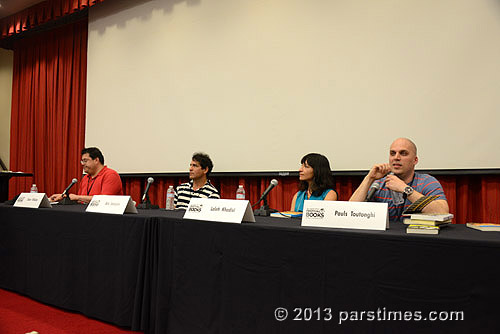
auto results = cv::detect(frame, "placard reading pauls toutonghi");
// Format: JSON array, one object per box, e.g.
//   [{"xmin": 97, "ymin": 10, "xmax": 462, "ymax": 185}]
[{"xmin": 301, "ymin": 200, "xmax": 389, "ymax": 231}]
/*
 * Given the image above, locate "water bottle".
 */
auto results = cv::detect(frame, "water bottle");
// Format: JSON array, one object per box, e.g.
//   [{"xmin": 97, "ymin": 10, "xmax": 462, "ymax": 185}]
[
  {"xmin": 388, "ymin": 172, "xmax": 404, "ymax": 205},
  {"xmin": 236, "ymin": 185, "xmax": 245, "ymax": 200},
  {"xmin": 166, "ymin": 186, "xmax": 175, "ymax": 210},
  {"xmin": 30, "ymin": 184, "xmax": 38, "ymax": 193},
  {"xmin": 391, "ymin": 189, "xmax": 405, "ymax": 205}
]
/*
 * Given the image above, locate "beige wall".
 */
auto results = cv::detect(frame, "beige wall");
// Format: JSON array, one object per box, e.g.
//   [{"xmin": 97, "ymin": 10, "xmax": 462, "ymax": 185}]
[
  {"xmin": 88, "ymin": 0, "xmax": 500, "ymax": 173},
  {"xmin": 0, "ymin": 48, "xmax": 13, "ymax": 169}
]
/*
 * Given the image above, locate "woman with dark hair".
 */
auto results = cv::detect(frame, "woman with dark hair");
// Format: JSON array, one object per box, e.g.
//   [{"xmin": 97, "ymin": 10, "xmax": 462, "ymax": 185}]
[{"xmin": 290, "ymin": 153, "xmax": 338, "ymax": 212}]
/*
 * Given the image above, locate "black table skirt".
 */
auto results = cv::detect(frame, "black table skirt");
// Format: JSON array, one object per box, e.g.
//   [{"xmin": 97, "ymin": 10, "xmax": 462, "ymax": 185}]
[{"xmin": 1, "ymin": 204, "xmax": 500, "ymax": 333}]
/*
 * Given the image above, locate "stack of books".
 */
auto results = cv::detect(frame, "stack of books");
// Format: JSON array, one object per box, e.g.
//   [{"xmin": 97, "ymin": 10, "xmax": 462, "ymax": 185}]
[{"xmin": 404, "ymin": 213, "xmax": 453, "ymax": 235}]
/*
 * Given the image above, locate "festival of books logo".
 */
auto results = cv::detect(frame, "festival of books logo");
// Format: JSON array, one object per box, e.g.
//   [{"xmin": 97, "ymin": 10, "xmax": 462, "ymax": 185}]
[
  {"xmin": 189, "ymin": 204, "xmax": 203, "ymax": 212},
  {"xmin": 89, "ymin": 200, "xmax": 100, "ymax": 207},
  {"xmin": 305, "ymin": 208, "xmax": 325, "ymax": 219}
]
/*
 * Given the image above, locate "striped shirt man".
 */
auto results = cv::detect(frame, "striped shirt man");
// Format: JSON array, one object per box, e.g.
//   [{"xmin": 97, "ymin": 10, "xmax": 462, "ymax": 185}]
[
  {"xmin": 371, "ymin": 172, "xmax": 447, "ymax": 222},
  {"xmin": 174, "ymin": 180, "xmax": 220, "ymax": 210}
]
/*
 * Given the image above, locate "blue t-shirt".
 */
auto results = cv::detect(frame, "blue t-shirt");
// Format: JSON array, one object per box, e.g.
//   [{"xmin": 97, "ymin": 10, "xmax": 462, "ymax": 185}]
[
  {"xmin": 294, "ymin": 189, "xmax": 335, "ymax": 212},
  {"xmin": 371, "ymin": 172, "xmax": 447, "ymax": 222}
]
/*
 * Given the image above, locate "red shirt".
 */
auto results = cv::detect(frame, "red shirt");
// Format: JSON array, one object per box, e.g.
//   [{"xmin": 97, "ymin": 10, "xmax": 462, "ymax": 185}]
[{"xmin": 77, "ymin": 166, "xmax": 123, "ymax": 196}]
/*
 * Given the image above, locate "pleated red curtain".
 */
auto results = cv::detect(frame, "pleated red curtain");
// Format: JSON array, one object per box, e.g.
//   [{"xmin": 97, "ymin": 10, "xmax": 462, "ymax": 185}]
[
  {"xmin": 123, "ymin": 176, "xmax": 302, "ymax": 213},
  {"xmin": 0, "ymin": 0, "xmax": 104, "ymax": 39},
  {"xmin": 123, "ymin": 174, "xmax": 500, "ymax": 225},
  {"xmin": 9, "ymin": 18, "xmax": 88, "ymax": 199}
]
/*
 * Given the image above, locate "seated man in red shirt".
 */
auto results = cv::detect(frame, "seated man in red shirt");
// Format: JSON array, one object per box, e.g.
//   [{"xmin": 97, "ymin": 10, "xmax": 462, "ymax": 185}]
[{"xmin": 50, "ymin": 147, "xmax": 123, "ymax": 203}]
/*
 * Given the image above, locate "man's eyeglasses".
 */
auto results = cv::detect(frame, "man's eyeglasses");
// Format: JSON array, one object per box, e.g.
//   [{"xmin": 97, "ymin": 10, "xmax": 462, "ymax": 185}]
[{"xmin": 81, "ymin": 159, "xmax": 93, "ymax": 164}]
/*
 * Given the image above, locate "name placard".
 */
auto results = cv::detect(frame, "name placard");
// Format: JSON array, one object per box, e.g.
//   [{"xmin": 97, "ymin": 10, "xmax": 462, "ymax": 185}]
[
  {"xmin": 301, "ymin": 200, "xmax": 388, "ymax": 231},
  {"xmin": 86, "ymin": 195, "xmax": 138, "ymax": 215},
  {"xmin": 14, "ymin": 193, "xmax": 52, "ymax": 208},
  {"xmin": 183, "ymin": 198, "xmax": 255, "ymax": 224}
]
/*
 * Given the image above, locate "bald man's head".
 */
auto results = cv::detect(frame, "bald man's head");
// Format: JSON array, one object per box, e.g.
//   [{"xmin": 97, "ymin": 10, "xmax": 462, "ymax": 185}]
[{"xmin": 389, "ymin": 138, "xmax": 418, "ymax": 177}]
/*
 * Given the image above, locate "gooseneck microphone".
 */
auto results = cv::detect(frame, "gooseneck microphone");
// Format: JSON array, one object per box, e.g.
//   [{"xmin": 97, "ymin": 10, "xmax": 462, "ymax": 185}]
[
  {"xmin": 253, "ymin": 179, "xmax": 279, "ymax": 216},
  {"xmin": 365, "ymin": 181, "xmax": 380, "ymax": 202},
  {"xmin": 60, "ymin": 178, "xmax": 78, "ymax": 205},
  {"xmin": 62, "ymin": 178, "xmax": 78, "ymax": 196},
  {"xmin": 138, "ymin": 177, "xmax": 159, "ymax": 209},
  {"xmin": 258, "ymin": 179, "xmax": 279, "ymax": 203},
  {"xmin": 142, "ymin": 177, "xmax": 154, "ymax": 202}
]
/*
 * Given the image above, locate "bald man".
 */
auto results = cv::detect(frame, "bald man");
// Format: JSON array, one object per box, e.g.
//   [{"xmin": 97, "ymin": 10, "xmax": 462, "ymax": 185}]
[{"xmin": 350, "ymin": 138, "xmax": 449, "ymax": 221}]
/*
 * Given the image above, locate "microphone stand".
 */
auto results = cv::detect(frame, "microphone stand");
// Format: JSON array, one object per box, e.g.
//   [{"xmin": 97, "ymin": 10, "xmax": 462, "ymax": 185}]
[
  {"xmin": 137, "ymin": 194, "xmax": 159, "ymax": 209},
  {"xmin": 60, "ymin": 195, "xmax": 78, "ymax": 205},
  {"xmin": 253, "ymin": 197, "xmax": 277, "ymax": 216}
]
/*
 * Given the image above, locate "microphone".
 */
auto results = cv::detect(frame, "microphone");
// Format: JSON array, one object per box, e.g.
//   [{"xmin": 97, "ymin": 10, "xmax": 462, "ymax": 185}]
[
  {"xmin": 365, "ymin": 181, "xmax": 380, "ymax": 201},
  {"xmin": 142, "ymin": 177, "xmax": 154, "ymax": 202},
  {"xmin": 253, "ymin": 179, "xmax": 279, "ymax": 216},
  {"xmin": 62, "ymin": 178, "xmax": 78, "ymax": 196},
  {"xmin": 59, "ymin": 178, "xmax": 78, "ymax": 205},
  {"xmin": 258, "ymin": 179, "xmax": 278, "ymax": 202}
]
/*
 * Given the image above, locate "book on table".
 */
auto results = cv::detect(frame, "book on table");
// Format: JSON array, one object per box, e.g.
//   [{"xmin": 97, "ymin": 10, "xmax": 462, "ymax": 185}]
[
  {"xmin": 403, "ymin": 218, "xmax": 452, "ymax": 226},
  {"xmin": 406, "ymin": 224, "xmax": 441, "ymax": 235},
  {"xmin": 406, "ymin": 213, "xmax": 454, "ymax": 222},
  {"xmin": 270, "ymin": 211, "xmax": 302, "ymax": 218},
  {"xmin": 466, "ymin": 223, "xmax": 500, "ymax": 232}
]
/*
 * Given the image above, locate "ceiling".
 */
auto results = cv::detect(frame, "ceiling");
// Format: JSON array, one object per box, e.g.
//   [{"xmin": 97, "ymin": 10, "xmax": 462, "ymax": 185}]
[{"xmin": 0, "ymin": 0, "xmax": 45, "ymax": 19}]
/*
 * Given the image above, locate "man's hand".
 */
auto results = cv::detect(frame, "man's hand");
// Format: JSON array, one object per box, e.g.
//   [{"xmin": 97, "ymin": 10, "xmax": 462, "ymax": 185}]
[
  {"xmin": 349, "ymin": 163, "xmax": 391, "ymax": 202},
  {"xmin": 367, "ymin": 163, "xmax": 391, "ymax": 181},
  {"xmin": 49, "ymin": 193, "xmax": 63, "ymax": 202},
  {"xmin": 385, "ymin": 174, "xmax": 407, "ymax": 193},
  {"xmin": 49, "ymin": 193, "xmax": 80, "ymax": 202}
]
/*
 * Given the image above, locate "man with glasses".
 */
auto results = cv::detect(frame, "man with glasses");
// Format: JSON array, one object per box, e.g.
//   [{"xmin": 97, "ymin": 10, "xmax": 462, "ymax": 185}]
[{"xmin": 49, "ymin": 147, "xmax": 122, "ymax": 203}]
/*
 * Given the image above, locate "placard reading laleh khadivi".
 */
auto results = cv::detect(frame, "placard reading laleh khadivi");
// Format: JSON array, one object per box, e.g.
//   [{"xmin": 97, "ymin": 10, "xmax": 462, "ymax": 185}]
[
  {"xmin": 183, "ymin": 198, "xmax": 255, "ymax": 223},
  {"xmin": 301, "ymin": 200, "xmax": 388, "ymax": 231}
]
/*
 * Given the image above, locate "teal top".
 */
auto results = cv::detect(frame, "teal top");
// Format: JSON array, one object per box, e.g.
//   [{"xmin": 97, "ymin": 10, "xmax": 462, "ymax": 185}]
[{"xmin": 294, "ymin": 189, "xmax": 335, "ymax": 212}]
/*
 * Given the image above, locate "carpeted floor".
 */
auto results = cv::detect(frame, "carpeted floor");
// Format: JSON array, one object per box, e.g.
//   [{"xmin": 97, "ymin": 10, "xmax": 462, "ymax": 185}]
[{"xmin": 0, "ymin": 289, "xmax": 143, "ymax": 334}]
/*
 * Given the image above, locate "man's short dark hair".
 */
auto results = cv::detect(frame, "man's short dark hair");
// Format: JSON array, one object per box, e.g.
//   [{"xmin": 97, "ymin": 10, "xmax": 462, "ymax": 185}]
[
  {"xmin": 82, "ymin": 147, "xmax": 105, "ymax": 165},
  {"xmin": 192, "ymin": 152, "xmax": 214, "ymax": 177}
]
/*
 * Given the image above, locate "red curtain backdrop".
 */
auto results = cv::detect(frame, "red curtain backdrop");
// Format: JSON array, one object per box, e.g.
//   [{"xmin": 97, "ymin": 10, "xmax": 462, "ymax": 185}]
[
  {"xmin": 123, "ymin": 174, "xmax": 500, "ymax": 225},
  {"xmin": 3, "ymin": 0, "xmax": 499, "ymax": 227},
  {"xmin": 9, "ymin": 19, "xmax": 87, "ymax": 199},
  {"xmin": 0, "ymin": 0, "xmax": 104, "ymax": 39}
]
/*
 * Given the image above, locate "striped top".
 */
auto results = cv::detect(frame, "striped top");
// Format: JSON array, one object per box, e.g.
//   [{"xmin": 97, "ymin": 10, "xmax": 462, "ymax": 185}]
[
  {"xmin": 174, "ymin": 180, "xmax": 220, "ymax": 210},
  {"xmin": 371, "ymin": 172, "xmax": 446, "ymax": 222}
]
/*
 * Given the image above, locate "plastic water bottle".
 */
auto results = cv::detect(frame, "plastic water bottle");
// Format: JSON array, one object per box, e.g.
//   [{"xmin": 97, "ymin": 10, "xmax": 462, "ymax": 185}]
[
  {"xmin": 388, "ymin": 173, "xmax": 404, "ymax": 205},
  {"xmin": 236, "ymin": 185, "xmax": 245, "ymax": 200},
  {"xmin": 391, "ymin": 190, "xmax": 404, "ymax": 205},
  {"xmin": 166, "ymin": 186, "xmax": 175, "ymax": 210},
  {"xmin": 30, "ymin": 184, "xmax": 38, "ymax": 193}
]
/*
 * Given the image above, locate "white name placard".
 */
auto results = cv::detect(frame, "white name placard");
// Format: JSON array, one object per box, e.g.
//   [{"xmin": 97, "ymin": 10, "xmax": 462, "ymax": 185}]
[
  {"xmin": 86, "ymin": 195, "xmax": 138, "ymax": 215},
  {"xmin": 183, "ymin": 198, "xmax": 255, "ymax": 224},
  {"xmin": 301, "ymin": 200, "xmax": 388, "ymax": 231},
  {"xmin": 14, "ymin": 193, "xmax": 52, "ymax": 208}
]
